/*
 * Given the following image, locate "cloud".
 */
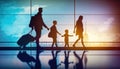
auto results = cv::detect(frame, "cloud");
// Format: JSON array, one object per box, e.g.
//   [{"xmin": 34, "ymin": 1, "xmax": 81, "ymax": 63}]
[
  {"xmin": 1, "ymin": 5, "xmax": 48, "ymax": 37},
  {"xmin": 99, "ymin": 17, "xmax": 114, "ymax": 32}
]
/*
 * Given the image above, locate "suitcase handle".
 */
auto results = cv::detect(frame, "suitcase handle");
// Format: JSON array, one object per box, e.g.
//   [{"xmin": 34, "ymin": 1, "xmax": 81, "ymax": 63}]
[{"xmin": 28, "ymin": 28, "xmax": 33, "ymax": 34}]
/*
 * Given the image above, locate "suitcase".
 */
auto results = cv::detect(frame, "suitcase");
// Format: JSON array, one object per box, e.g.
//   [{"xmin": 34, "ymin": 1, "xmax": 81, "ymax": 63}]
[
  {"xmin": 17, "ymin": 34, "xmax": 35, "ymax": 47},
  {"xmin": 17, "ymin": 51, "xmax": 36, "ymax": 62}
]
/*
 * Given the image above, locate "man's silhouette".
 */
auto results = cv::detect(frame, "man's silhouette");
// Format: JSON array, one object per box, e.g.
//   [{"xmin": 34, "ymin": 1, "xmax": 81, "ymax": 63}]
[
  {"xmin": 73, "ymin": 15, "xmax": 85, "ymax": 47},
  {"xmin": 29, "ymin": 7, "xmax": 49, "ymax": 47}
]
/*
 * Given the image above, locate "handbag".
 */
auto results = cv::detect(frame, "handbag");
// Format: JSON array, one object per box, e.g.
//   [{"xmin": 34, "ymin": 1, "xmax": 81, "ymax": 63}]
[{"xmin": 48, "ymin": 31, "xmax": 52, "ymax": 38}]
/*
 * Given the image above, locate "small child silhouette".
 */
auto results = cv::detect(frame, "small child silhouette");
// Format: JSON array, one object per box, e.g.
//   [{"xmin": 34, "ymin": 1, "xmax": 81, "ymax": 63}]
[{"xmin": 62, "ymin": 29, "xmax": 73, "ymax": 47}]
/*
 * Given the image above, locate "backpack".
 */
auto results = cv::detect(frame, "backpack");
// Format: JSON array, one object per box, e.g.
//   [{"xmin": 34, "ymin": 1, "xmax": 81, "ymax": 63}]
[{"xmin": 29, "ymin": 16, "xmax": 35, "ymax": 28}]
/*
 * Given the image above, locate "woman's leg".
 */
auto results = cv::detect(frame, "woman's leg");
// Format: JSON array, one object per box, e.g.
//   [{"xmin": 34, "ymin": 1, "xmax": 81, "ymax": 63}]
[
  {"xmin": 64, "ymin": 44, "xmax": 67, "ymax": 47},
  {"xmin": 81, "ymin": 36, "xmax": 85, "ymax": 47},
  {"xmin": 73, "ymin": 36, "xmax": 80, "ymax": 47}
]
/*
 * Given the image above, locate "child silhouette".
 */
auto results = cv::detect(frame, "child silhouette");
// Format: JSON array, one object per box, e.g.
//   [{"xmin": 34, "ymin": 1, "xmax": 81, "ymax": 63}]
[
  {"xmin": 62, "ymin": 29, "xmax": 73, "ymax": 47},
  {"xmin": 49, "ymin": 20, "xmax": 61, "ymax": 47}
]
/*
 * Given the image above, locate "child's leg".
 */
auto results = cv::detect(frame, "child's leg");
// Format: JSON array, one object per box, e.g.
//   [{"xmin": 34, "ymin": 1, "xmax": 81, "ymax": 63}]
[
  {"xmin": 52, "ymin": 38, "xmax": 55, "ymax": 47},
  {"xmin": 54, "ymin": 38, "xmax": 57, "ymax": 47},
  {"xmin": 55, "ymin": 43, "xmax": 58, "ymax": 47},
  {"xmin": 52, "ymin": 42, "xmax": 54, "ymax": 47}
]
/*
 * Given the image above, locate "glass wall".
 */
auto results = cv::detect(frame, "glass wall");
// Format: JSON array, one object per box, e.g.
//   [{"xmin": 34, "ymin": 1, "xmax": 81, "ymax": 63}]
[{"xmin": 0, "ymin": 0, "xmax": 120, "ymax": 69}]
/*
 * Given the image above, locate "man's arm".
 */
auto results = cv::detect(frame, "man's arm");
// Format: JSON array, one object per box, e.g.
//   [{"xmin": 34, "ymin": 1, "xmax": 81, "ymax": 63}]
[
  {"xmin": 57, "ymin": 30, "xmax": 61, "ymax": 35},
  {"xmin": 43, "ymin": 22, "xmax": 49, "ymax": 30}
]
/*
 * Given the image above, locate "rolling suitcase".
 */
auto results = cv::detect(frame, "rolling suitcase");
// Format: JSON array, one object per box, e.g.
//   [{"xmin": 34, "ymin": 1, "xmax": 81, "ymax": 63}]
[{"xmin": 17, "ymin": 30, "xmax": 35, "ymax": 47}]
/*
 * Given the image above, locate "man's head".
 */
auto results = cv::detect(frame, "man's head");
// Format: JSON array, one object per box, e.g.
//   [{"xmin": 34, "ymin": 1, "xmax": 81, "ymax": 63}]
[{"xmin": 38, "ymin": 7, "xmax": 43, "ymax": 13}]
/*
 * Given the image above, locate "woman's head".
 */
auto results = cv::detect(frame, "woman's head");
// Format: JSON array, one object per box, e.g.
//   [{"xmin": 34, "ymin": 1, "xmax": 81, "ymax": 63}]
[{"xmin": 78, "ymin": 15, "xmax": 83, "ymax": 20}]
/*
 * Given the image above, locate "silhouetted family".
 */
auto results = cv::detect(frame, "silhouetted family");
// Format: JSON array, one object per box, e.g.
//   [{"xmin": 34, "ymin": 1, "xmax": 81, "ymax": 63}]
[
  {"xmin": 29, "ymin": 7, "xmax": 85, "ymax": 48},
  {"xmin": 17, "ymin": 7, "xmax": 87, "ymax": 69}
]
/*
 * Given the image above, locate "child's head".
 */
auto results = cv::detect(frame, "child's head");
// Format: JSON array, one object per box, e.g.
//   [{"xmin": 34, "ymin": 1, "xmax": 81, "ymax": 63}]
[
  {"xmin": 65, "ymin": 29, "xmax": 68, "ymax": 33},
  {"xmin": 53, "ymin": 20, "xmax": 57, "ymax": 25}
]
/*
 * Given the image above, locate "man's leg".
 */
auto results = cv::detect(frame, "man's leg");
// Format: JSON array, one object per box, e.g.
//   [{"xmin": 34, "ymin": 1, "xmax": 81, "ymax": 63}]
[{"xmin": 35, "ymin": 30, "xmax": 41, "ymax": 47}]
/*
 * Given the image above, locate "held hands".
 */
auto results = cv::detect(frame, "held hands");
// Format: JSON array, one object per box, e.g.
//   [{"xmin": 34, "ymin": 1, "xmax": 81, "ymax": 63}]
[
  {"xmin": 61, "ymin": 35, "xmax": 64, "ymax": 37},
  {"xmin": 59, "ymin": 33, "xmax": 62, "ymax": 35},
  {"xmin": 57, "ymin": 32, "xmax": 61, "ymax": 35}
]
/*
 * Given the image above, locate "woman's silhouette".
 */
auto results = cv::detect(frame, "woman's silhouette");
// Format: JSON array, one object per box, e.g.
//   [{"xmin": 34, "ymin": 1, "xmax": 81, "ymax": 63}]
[
  {"xmin": 73, "ymin": 15, "xmax": 85, "ymax": 47},
  {"xmin": 50, "ymin": 20, "xmax": 61, "ymax": 47}
]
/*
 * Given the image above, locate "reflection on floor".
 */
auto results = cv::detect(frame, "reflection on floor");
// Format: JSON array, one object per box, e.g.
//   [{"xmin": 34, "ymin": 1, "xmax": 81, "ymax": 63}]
[{"xmin": 0, "ymin": 50, "xmax": 120, "ymax": 69}]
